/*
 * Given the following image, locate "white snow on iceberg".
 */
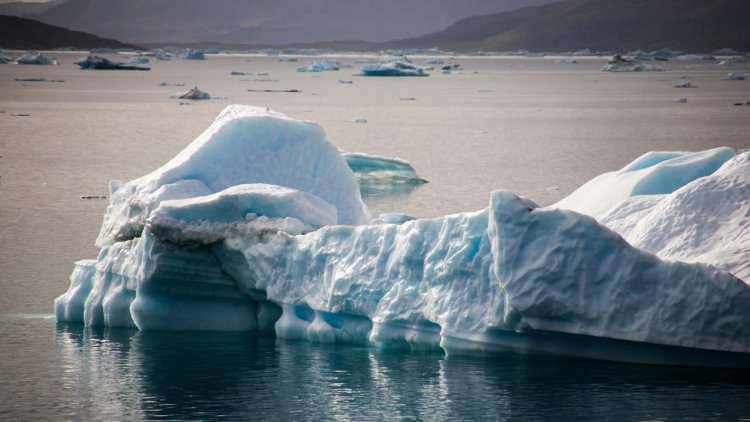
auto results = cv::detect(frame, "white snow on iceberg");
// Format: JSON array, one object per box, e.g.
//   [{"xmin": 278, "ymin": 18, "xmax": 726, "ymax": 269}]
[{"xmin": 55, "ymin": 105, "xmax": 750, "ymax": 366}]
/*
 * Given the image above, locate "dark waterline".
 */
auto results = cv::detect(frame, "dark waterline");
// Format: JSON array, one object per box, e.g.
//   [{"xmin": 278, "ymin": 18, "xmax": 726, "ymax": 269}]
[{"xmin": 2, "ymin": 317, "xmax": 749, "ymax": 421}]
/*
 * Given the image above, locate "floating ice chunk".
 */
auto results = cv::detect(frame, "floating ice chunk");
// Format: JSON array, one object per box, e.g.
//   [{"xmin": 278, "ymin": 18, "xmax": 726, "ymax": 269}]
[
  {"xmin": 601, "ymin": 55, "xmax": 668, "ymax": 72},
  {"xmin": 724, "ymin": 73, "xmax": 746, "ymax": 80},
  {"xmin": 90, "ymin": 48, "xmax": 118, "ymax": 55},
  {"xmin": 128, "ymin": 56, "xmax": 150, "ymax": 64},
  {"xmin": 675, "ymin": 97, "xmax": 687, "ymax": 103},
  {"xmin": 556, "ymin": 59, "xmax": 578, "ymax": 64},
  {"xmin": 675, "ymin": 54, "xmax": 715, "ymax": 61},
  {"xmin": 674, "ymin": 81, "xmax": 692, "ymax": 88},
  {"xmin": 95, "ymin": 104, "xmax": 368, "ymax": 247},
  {"xmin": 426, "ymin": 59, "xmax": 444, "ymax": 65},
  {"xmin": 15, "ymin": 51, "xmax": 57, "ymax": 65},
  {"xmin": 717, "ymin": 60, "xmax": 735, "ymax": 67},
  {"xmin": 554, "ymin": 147, "xmax": 735, "ymax": 217},
  {"xmin": 182, "ymin": 50, "xmax": 206, "ymax": 60},
  {"xmin": 343, "ymin": 152, "xmax": 427, "ymax": 186},
  {"xmin": 0, "ymin": 52, "xmax": 14, "ymax": 64},
  {"xmin": 173, "ymin": 86, "xmax": 211, "ymax": 100},
  {"xmin": 297, "ymin": 60, "xmax": 341, "ymax": 72},
  {"xmin": 352, "ymin": 117, "xmax": 367, "ymax": 123},
  {"xmin": 76, "ymin": 56, "xmax": 150, "ymax": 70},
  {"xmin": 278, "ymin": 58, "xmax": 298, "ymax": 62},
  {"xmin": 15, "ymin": 77, "xmax": 64, "ymax": 83},
  {"xmin": 338, "ymin": 79, "xmax": 353, "ymax": 84},
  {"xmin": 230, "ymin": 71, "xmax": 253, "ymax": 76},
  {"xmin": 360, "ymin": 59, "xmax": 428, "ymax": 77}
]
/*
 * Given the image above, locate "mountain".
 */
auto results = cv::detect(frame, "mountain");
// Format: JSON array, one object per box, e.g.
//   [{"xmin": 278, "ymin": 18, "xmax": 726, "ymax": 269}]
[
  {"xmin": 0, "ymin": 15, "xmax": 141, "ymax": 50},
  {"xmin": 0, "ymin": 0, "xmax": 63, "ymax": 17},
  {"xmin": 391, "ymin": 0, "xmax": 750, "ymax": 52},
  {"xmin": 18, "ymin": 0, "xmax": 559, "ymax": 45}
]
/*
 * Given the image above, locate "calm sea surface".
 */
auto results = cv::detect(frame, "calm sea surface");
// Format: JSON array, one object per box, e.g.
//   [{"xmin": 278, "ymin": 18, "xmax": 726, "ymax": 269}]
[{"xmin": 1, "ymin": 52, "xmax": 749, "ymax": 420}]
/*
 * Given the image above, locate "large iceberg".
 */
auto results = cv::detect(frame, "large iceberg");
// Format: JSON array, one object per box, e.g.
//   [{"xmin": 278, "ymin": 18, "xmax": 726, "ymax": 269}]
[{"xmin": 56, "ymin": 105, "xmax": 750, "ymax": 366}]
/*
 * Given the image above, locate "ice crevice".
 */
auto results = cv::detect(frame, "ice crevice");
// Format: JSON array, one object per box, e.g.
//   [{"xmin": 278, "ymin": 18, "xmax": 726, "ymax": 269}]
[{"xmin": 55, "ymin": 105, "xmax": 750, "ymax": 366}]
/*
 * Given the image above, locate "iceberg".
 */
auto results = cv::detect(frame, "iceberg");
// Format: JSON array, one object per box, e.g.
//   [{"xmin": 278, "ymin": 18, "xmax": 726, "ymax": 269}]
[
  {"xmin": 601, "ymin": 55, "xmax": 668, "ymax": 72},
  {"xmin": 55, "ymin": 105, "xmax": 750, "ymax": 366},
  {"xmin": 15, "ymin": 51, "xmax": 57, "ymax": 65},
  {"xmin": 75, "ymin": 56, "xmax": 150, "ymax": 71},
  {"xmin": 182, "ymin": 50, "xmax": 206, "ymax": 60},
  {"xmin": 296, "ymin": 60, "xmax": 341, "ymax": 72},
  {"xmin": 173, "ymin": 86, "xmax": 211, "ymax": 100},
  {"xmin": 343, "ymin": 152, "xmax": 427, "ymax": 186},
  {"xmin": 360, "ymin": 59, "xmax": 428, "ymax": 77},
  {"xmin": 0, "ymin": 52, "xmax": 13, "ymax": 64},
  {"xmin": 724, "ymin": 73, "xmax": 746, "ymax": 80},
  {"xmin": 128, "ymin": 56, "xmax": 150, "ymax": 65}
]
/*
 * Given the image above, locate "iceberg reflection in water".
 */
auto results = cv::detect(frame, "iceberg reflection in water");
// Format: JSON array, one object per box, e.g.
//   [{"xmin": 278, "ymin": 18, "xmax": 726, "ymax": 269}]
[{"xmin": 50, "ymin": 322, "xmax": 750, "ymax": 420}]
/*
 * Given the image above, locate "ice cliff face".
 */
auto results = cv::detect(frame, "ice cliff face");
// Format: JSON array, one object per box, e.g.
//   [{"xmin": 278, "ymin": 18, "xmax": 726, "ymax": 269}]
[{"xmin": 56, "ymin": 105, "xmax": 750, "ymax": 366}]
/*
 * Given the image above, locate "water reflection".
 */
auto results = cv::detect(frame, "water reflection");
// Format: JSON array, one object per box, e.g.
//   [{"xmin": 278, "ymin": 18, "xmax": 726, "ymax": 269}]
[{"xmin": 54, "ymin": 323, "xmax": 750, "ymax": 420}]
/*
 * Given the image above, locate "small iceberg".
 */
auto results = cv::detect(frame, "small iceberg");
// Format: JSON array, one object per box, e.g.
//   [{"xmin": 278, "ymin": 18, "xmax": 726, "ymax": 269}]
[
  {"xmin": 674, "ymin": 81, "xmax": 693, "ymax": 88},
  {"xmin": 674, "ymin": 54, "xmax": 715, "ymax": 61},
  {"xmin": 90, "ymin": 48, "xmax": 118, "ymax": 55},
  {"xmin": 601, "ymin": 55, "xmax": 668, "ymax": 72},
  {"xmin": 724, "ymin": 73, "xmax": 746, "ymax": 80},
  {"xmin": 343, "ymin": 152, "xmax": 428, "ymax": 186},
  {"xmin": 76, "ymin": 56, "xmax": 150, "ymax": 70},
  {"xmin": 15, "ymin": 51, "xmax": 57, "ymax": 65},
  {"xmin": 360, "ymin": 58, "xmax": 428, "ymax": 77},
  {"xmin": 0, "ymin": 52, "xmax": 14, "ymax": 64},
  {"xmin": 296, "ymin": 60, "xmax": 341, "ymax": 72},
  {"xmin": 182, "ymin": 50, "xmax": 206, "ymax": 60},
  {"xmin": 173, "ymin": 86, "xmax": 211, "ymax": 100},
  {"xmin": 352, "ymin": 117, "xmax": 367, "ymax": 123},
  {"xmin": 128, "ymin": 56, "xmax": 150, "ymax": 65},
  {"xmin": 676, "ymin": 97, "xmax": 688, "ymax": 103},
  {"xmin": 230, "ymin": 71, "xmax": 253, "ymax": 76},
  {"xmin": 15, "ymin": 77, "xmax": 64, "ymax": 83}
]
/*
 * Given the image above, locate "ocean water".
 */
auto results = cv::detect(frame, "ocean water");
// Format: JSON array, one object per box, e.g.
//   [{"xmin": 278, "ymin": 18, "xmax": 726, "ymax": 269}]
[{"xmin": 1, "ymin": 52, "xmax": 749, "ymax": 420}]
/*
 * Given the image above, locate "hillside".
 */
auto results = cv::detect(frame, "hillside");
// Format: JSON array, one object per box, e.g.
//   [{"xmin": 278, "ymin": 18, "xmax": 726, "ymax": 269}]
[
  {"xmin": 17, "ymin": 0, "xmax": 557, "ymax": 45},
  {"xmin": 0, "ymin": 15, "xmax": 141, "ymax": 50},
  {"xmin": 390, "ymin": 0, "xmax": 750, "ymax": 52}
]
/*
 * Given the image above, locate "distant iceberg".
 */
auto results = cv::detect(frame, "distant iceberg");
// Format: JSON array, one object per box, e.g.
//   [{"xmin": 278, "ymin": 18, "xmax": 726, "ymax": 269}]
[
  {"xmin": 128, "ymin": 56, "xmax": 150, "ymax": 65},
  {"xmin": 75, "ymin": 56, "xmax": 150, "ymax": 71},
  {"xmin": 0, "ymin": 52, "xmax": 14, "ymax": 64},
  {"xmin": 296, "ymin": 60, "xmax": 341, "ymax": 72},
  {"xmin": 360, "ymin": 59, "xmax": 428, "ymax": 77},
  {"xmin": 15, "ymin": 51, "xmax": 57, "ymax": 65},
  {"xmin": 182, "ymin": 50, "xmax": 206, "ymax": 60},
  {"xmin": 724, "ymin": 73, "xmax": 746, "ymax": 80},
  {"xmin": 173, "ymin": 86, "xmax": 211, "ymax": 100},
  {"xmin": 55, "ymin": 105, "xmax": 750, "ymax": 367},
  {"xmin": 601, "ymin": 55, "xmax": 668, "ymax": 72}
]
